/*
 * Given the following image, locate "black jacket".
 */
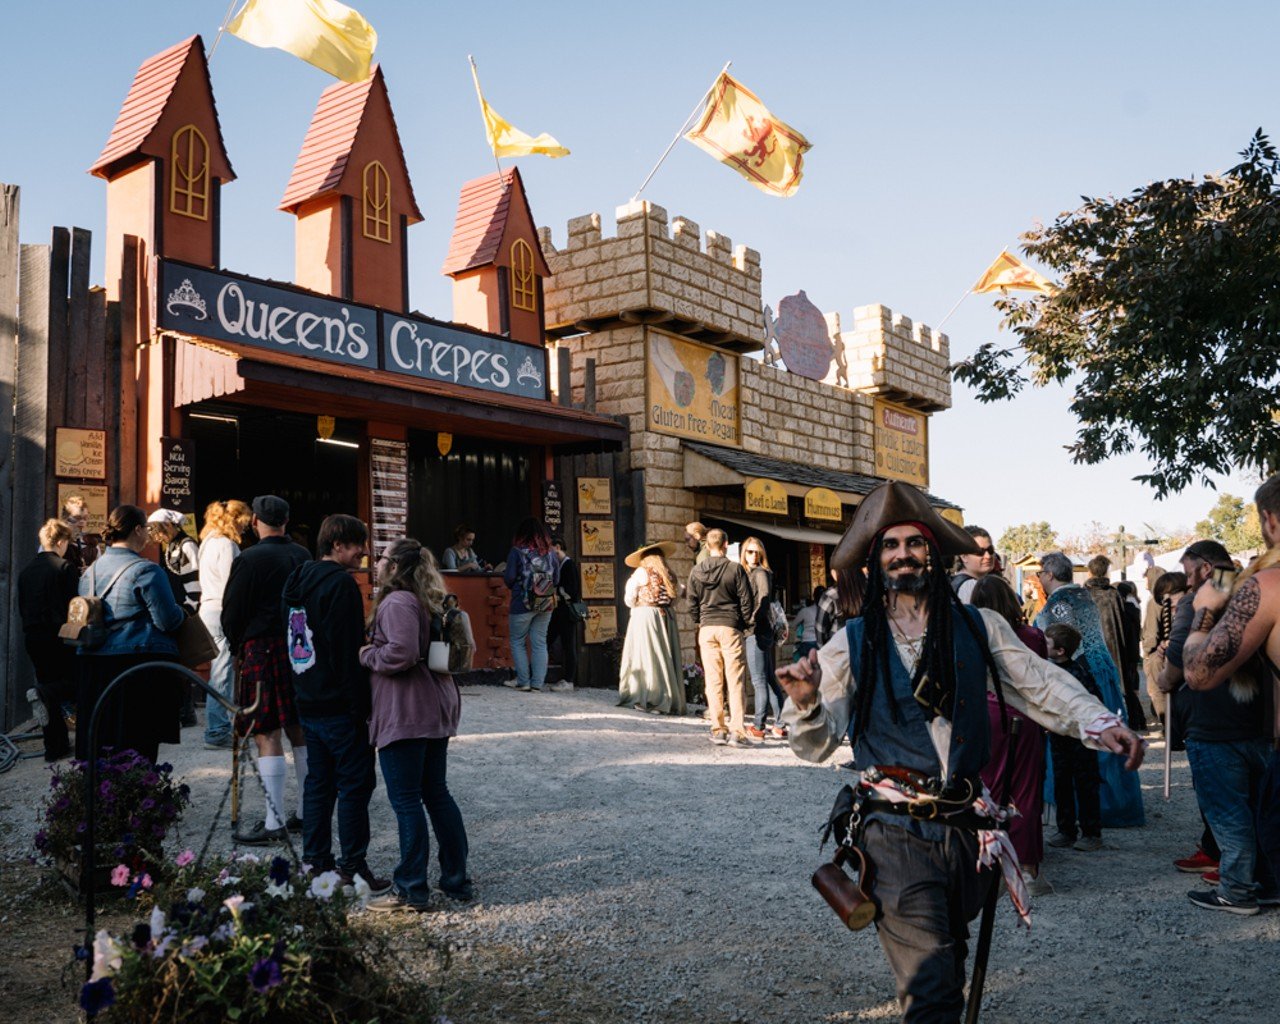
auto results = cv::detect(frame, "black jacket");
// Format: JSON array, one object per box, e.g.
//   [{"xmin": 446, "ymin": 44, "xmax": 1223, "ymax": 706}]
[
  {"xmin": 748, "ymin": 566, "xmax": 774, "ymax": 640},
  {"xmin": 222, "ymin": 536, "xmax": 311, "ymax": 653},
  {"xmin": 688, "ymin": 555, "xmax": 754, "ymax": 631},
  {"xmin": 559, "ymin": 555, "xmax": 582, "ymax": 602},
  {"xmin": 280, "ymin": 560, "xmax": 369, "ymax": 719},
  {"xmin": 18, "ymin": 551, "xmax": 80, "ymax": 639}
]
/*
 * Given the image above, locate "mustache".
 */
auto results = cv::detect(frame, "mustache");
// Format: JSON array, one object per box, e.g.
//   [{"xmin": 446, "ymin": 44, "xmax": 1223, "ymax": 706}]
[{"xmin": 888, "ymin": 557, "xmax": 925, "ymax": 571}]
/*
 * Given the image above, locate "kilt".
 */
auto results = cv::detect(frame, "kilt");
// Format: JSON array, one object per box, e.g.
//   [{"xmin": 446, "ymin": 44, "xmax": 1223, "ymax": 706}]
[{"xmin": 236, "ymin": 636, "xmax": 298, "ymax": 736}]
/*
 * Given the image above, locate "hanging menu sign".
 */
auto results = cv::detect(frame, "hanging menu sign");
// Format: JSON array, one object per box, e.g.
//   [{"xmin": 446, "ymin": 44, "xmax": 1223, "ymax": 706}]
[
  {"xmin": 56, "ymin": 428, "xmax": 107, "ymax": 479},
  {"xmin": 159, "ymin": 437, "xmax": 196, "ymax": 514},
  {"xmin": 542, "ymin": 481, "xmax": 563, "ymax": 531},
  {"xmin": 369, "ymin": 438, "xmax": 409, "ymax": 558}
]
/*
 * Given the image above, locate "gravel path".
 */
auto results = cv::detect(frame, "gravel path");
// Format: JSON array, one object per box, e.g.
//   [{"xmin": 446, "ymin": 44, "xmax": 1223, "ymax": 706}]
[{"xmin": 2, "ymin": 684, "xmax": 1277, "ymax": 1023}]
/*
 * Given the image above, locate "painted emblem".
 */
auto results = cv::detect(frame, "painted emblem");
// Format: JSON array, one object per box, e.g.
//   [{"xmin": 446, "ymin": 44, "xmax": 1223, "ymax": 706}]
[
  {"xmin": 165, "ymin": 279, "xmax": 208, "ymax": 321},
  {"xmin": 774, "ymin": 290, "xmax": 832, "ymax": 381},
  {"xmin": 516, "ymin": 355, "xmax": 544, "ymax": 388}
]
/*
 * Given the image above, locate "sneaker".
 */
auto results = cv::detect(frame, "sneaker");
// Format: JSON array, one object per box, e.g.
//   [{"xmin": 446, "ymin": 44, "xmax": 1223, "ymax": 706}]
[
  {"xmin": 339, "ymin": 869, "xmax": 393, "ymax": 897},
  {"xmin": 285, "ymin": 812, "xmax": 303, "ymax": 834},
  {"xmin": 502, "ymin": 678, "xmax": 521, "ymax": 689},
  {"xmin": 744, "ymin": 726, "xmax": 767, "ymax": 740},
  {"xmin": 1258, "ymin": 891, "xmax": 1280, "ymax": 907},
  {"xmin": 365, "ymin": 890, "xmax": 430, "ymax": 914},
  {"xmin": 710, "ymin": 731, "xmax": 729, "ymax": 746},
  {"xmin": 728, "ymin": 733, "xmax": 753, "ymax": 748},
  {"xmin": 1074, "ymin": 836, "xmax": 1103, "ymax": 852},
  {"xmin": 440, "ymin": 881, "xmax": 476, "ymax": 902},
  {"xmin": 519, "ymin": 685, "xmax": 534, "ymax": 692},
  {"xmin": 1187, "ymin": 889, "xmax": 1260, "ymax": 916},
  {"xmin": 548, "ymin": 681, "xmax": 574, "ymax": 693},
  {"xmin": 1023, "ymin": 870, "xmax": 1055, "ymax": 897},
  {"xmin": 179, "ymin": 709, "xmax": 198, "ymax": 728},
  {"xmin": 233, "ymin": 820, "xmax": 287, "ymax": 846},
  {"xmin": 1202, "ymin": 871, "xmax": 1220, "ymax": 885},
  {"xmin": 769, "ymin": 725, "xmax": 789, "ymax": 739},
  {"xmin": 204, "ymin": 735, "xmax": 234, "ymax": 750},
  {"xmin": 1047, "ymin": 832, "xmax": 1077, "ymax": 849},
  {"xmin": 1174, "ymin": 849, "xmax": 1219, "ymax": 874}
]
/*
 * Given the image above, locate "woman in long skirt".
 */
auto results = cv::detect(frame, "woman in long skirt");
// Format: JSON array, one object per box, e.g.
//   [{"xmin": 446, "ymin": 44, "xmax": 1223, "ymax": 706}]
[{"xmin": 617, "ymin": 542, "xmax": 685, "ymax": 715}]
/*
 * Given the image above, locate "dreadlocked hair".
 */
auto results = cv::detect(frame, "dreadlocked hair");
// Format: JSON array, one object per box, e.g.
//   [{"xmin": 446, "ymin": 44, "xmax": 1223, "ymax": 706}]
[{"xmin": 851, "ymin": 535, "xmax": 1011, "ymax": 751}]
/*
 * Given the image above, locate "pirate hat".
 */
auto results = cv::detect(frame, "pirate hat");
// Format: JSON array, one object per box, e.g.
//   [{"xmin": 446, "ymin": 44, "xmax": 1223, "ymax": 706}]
[
  {"xmin": 830, "ymin": 481, "xmax": 977, "ymax": 571},
  {"xmin": 625, "ymin": 540, "xmax": 679, "ymax": 568}
]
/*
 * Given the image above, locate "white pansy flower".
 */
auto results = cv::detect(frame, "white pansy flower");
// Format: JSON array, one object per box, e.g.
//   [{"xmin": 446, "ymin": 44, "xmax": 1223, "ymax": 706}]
[
  {"xmin": 90, "ymin": 929, "xmax": 123, "ymax": 981},
  {"xmin": 309, "ymin": 870, "xmax": 341, "ymax": 900},
  {"xmin": 265, "ymin": 880, "xmax": 293, "ymax": 900},
  {"xmin": 186, "ymin": 887, "xmax": 206, "ymax": 903}
]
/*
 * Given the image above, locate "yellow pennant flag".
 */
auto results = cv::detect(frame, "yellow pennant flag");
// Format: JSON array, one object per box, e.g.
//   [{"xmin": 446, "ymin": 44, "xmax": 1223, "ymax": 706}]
[
  {"xmin": 469, "ymin": 61, "xmax": 569, "ymax": 159},
  {"xmin": 972, "ymin": 250, "xmax": 1056, "ymax": 295},
  {"xmin": 228, "ymin": 0, "xmax": 377, "ymax": 83},
  {"xmin": 683, "ymin": 72, "xmax": 811, "ymax": 198}
]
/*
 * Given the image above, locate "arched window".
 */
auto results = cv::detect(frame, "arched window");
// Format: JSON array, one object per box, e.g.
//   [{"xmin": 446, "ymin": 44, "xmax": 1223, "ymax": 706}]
[
  {"xmin": 510, "ymin": 238, "xmax": 537, "ymax": 313},
  {"xmin": 171, "ymin": 125, "xmax": 210, "ymax": 220},
  {"xmin": 362, "ymin": 161, "xmax": 391, "ymax": 243}
]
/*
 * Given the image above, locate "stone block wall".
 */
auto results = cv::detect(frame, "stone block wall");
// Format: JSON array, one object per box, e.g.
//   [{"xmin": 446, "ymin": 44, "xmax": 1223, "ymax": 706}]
[{"xmin": 842, "ymin": 304, "xmax": 951, "ymax": 412}]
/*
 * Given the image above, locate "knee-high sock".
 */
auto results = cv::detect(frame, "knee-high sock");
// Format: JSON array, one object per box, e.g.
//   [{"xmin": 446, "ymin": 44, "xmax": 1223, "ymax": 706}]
[
  {"xmin": 257, "ymin": 755, "xmax": 287, "ymax": 831},
  {"xmin": 290, "ymin": 746, "xmax": 309, "ymax": 819}
]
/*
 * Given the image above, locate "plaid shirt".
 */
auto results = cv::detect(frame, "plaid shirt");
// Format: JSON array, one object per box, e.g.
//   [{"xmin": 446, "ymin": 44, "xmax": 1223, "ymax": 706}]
[{"xmin": 815, "ymin": 586, "xmax": 842, "ymax": 647}]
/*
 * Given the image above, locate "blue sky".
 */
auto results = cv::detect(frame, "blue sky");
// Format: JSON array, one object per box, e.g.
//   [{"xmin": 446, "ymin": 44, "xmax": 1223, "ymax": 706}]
[{"xmin": 2, "ymin": 1, "xmax": 1272, "ymax": 541}]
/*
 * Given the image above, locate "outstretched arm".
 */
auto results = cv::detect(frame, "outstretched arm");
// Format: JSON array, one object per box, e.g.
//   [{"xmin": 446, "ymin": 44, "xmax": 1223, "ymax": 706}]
[{"xmin": 1184, "ymin": 577, "xmax": 1275, "ymax": 691}]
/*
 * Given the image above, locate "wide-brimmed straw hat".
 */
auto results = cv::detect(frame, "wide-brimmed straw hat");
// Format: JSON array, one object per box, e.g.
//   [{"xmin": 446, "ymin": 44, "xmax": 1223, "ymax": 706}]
[
  {"xmin": 830, "ymin": 481, "xmax": 977, "ymax": 571},
  {"xmin": 625, "ymin": 540, "xmax": 679, "ymax": 568}
]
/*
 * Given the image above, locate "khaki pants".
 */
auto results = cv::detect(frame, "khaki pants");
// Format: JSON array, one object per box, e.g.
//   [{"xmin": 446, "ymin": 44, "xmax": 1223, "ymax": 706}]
[
  {"xmin": 698, "ymin": 625, "xmax": 748, "ymax": 737},
  {"xmin": 1143, "ymin": 653, "xmax": 1167, "ymax": 718}
]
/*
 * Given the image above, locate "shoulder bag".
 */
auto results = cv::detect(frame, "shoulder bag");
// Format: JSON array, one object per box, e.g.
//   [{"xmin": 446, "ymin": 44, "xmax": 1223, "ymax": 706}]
[{"xmin": 175, "ymin": 611, "xmax": 219, "ymax": 668}]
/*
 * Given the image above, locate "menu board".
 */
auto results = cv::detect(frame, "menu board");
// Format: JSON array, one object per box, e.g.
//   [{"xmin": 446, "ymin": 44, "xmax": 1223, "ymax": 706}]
[
  {"xmin": 57, "ymin": 483, "xmax": 108, "ymax": 535},
  {"xmin": 56, "ymin": 428, "xmax": 107, "ymax": 479},
  {"xmin": 159, "ymin": 437, "xmax": 196, "ymax": 513},
  {"xmin": 584, "ymin": 605, "xmax": 619, "ymax": 644},
  {"xmin": 576, "ymin": 477, "xmax": 612, "ymax": 515},
  {"xmin": 581, "ymin": 561, "xmax": 616, "ymax": 600},
  {"xmin": 369, "ymin": 438, "xmax": 408, "ymax": 559},
  {"xmin": 542, "ymin": 481, "xmax": 563, "ymax": 531},
  {"xmin": 579, "ymin": 519, "xmax": 615, "ymax": 557}
]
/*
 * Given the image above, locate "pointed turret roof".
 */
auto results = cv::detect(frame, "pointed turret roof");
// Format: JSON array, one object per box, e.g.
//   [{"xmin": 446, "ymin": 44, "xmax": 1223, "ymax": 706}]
[
  {"xmin": 89, "ymin": 35, "xmax": 234, "ymax": 182},
  {"xmin": 442, "ymin": 167, "xmax": 551, "ymax": 277},
  {"xmin": 279, "ymin": 65, "xmax": 422, "ymax": 221}
]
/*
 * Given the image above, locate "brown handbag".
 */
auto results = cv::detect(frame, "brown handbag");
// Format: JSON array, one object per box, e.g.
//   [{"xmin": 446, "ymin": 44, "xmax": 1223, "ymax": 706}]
[{"xmin": 174, "ymin": 613, "xmax": 219, "ymax": 668}]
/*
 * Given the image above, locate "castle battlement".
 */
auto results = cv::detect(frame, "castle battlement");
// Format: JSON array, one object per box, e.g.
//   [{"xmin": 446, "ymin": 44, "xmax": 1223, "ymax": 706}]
[
  {"xmin": 840, "ymin": 303, "xmax": 951, "ymax": 412},
  {"xmin": 539, "ymin": 200, "xmax": 764, "ymax": 352}
]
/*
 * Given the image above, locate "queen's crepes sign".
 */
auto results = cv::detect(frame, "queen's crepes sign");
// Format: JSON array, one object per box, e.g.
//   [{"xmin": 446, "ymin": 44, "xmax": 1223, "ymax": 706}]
[{"xmin": 158, "ymin": 259, "xmax": 548, "ymax": 401}]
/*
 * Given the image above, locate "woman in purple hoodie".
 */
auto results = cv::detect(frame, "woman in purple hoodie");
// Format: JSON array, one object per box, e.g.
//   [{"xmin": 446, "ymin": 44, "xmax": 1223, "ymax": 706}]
[{"xmin": 360, "ymin": 538, "xmax": 473, "ymax": 912}]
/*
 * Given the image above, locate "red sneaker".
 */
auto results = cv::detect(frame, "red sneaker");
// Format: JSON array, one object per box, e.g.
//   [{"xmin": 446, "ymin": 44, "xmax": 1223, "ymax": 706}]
[
  {"xmin": 1174, "ymin": 849, "xmax": 1219, "ymax": 874},
  {"xmin": 744, "ymin": 725, "xmax": 767, "ymax": 740},
  {"xmin": 1202, "ymin": 871, "xmax": 1220, "ymax": 885}
]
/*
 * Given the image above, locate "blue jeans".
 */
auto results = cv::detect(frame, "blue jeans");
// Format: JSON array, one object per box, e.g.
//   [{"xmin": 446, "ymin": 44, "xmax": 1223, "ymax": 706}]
[
  {"xmin": 299, "ymin": 713, "xmax": 376, "ymax": 877},
  {"xmin": 509, "ymin": 610, "xmax": 553, "ymax": 690},
  {"xmin": 1257, "ymin": 750, "xmax": 1280, "ymax": 891},
  {"xmin": 201, "ymin": 609, "xmax": 234, "ymax": 743},
  {"xmin": 378, "ymin": 737, "xmax": 470, "ymax": 906},
  {"xmin": 1185, "ymin": 737, "xmax": 1273, "ymax": 902},
  {"xmin": 746, "ymin": 634, "xmax": 782, "ymax": 729}
]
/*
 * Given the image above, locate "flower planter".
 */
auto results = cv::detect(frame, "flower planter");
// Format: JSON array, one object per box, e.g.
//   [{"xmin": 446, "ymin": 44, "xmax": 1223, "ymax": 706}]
[{"xmin": 55, "ymin": 846, "xmax": 122, "ymax": 900}]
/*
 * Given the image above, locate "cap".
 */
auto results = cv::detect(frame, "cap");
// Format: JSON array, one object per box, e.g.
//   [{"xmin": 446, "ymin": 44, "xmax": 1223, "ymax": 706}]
[
  {"xmin": 252, "ymin": 494, "xmax": 290, "ymax": 527},
  {"xmin": 1182, "ymin": 540, "xmax": 1233, "ymax": 568},
  {"xmin": 147, "ymin": 509, "xmax": 184, "ymax": 527}
]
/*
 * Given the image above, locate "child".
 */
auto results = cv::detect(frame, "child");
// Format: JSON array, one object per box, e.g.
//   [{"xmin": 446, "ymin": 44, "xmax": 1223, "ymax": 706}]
[{"xmin": 1044, "ymin": 623, "xmax": 1104, "ymax": 852}]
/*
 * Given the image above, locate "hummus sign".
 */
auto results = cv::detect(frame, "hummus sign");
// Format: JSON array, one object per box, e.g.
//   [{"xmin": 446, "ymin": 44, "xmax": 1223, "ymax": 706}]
[{"xmin": 158, "ymin": 260, "xmax": 548, "ymax": 401}]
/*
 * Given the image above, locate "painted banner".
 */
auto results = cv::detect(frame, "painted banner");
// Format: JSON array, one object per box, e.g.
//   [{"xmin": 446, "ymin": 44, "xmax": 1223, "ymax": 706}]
[
  {"xmin": 873, "ymin": 399, "xmax": 929, "ymax": 487},
  {"xmin": 55, "ymin": 428, "xmax": 107, "ymax": 479},
  {"xmin": 745, "ymin": 478, "xmax": 788, "ymax": 515},
  {"xmin": 576, "ymin": 476, "xmax": 612, "ymax": 515},
  {"xmin": 646, "ymin": 331, "xmax": 740, "ymax": 446},
  {"xmin": 804, "ymin": 486, "xmax": 842, "ymax": 522},
  {"xmin": 384, "ymin": 311, "xmax": 548, "ymax": 400},
  {"xmin": 580, "ymin": 520, "xmax": 616, "ymax": 557},
  {"xmin": 581, "ymin": 561, "xmax": 616, "ymax": 600}
]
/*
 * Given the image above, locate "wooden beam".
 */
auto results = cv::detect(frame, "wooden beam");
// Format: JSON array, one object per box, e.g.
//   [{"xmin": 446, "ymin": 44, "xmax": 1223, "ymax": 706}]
[
  {"xmin": 43, "ymin": 228, "xmax": 69, "ymax": 516},
  {"xmin": 0, "ymin": 184, "xmax": 19, "ymax": 729},
  {"xmin": 85, "ymin": 288, "xmax": 107, "ymax": 431},
  {"xmin": 65, "ymin": 227, "xmax": 92, "ymax": 426},
  {"xmin": 118, "ymin": 236, "xmax": 139, "ymax": 504}
]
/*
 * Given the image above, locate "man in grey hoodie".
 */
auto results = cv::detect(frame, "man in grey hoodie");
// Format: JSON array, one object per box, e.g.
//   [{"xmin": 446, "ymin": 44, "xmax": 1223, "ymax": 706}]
[
  {"xmin": 281, "ymin": 514, "xmax": 388, "ymax": 893},
  {"xmin": 687, "ymin": 528, "xmax": 756, "ymax": 747}
]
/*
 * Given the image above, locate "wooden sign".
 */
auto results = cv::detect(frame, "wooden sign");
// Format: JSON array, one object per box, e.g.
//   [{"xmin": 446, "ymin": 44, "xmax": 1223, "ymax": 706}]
[
  {"xmin": 57, "ymin": 483, "xmax": 108, "ymax": 535},
  {"xmin": 941, "ymin": 508, "xmax": 964, "ymax": 526},
  {"xmin": 744, "ymin": 478, "xmax": 788, "ymax": 516},
  {"xmin": 809, "ymin": 543, "xmax": 828, "ymax": 595},
  {"xmin": 576, "ymin": 476, "xmax": 612, "ymax": 515},
  {"xmin": 369, "ymin": 438, "xmax": 409, "ymax": 559},
  {"xmin": 159, "ymin": 437, "xmax": 196, "ymax": 513},
  {"xmin": 873, "ymin": 399, "xmax": 929, "ymax": 488},
  {"xmin": 581, "ymin": 561, "xmax": 616, "ymax": 600},
  {"xmin": 542, "ymin": 481, "xmax": 564, "ymax": 531},
  {"xmin": 55, "ymin": 428, "xmax": 107, "ymax": 479},
  {"xmin": 584, "ymin": 604, "xmax": 618, "ymax": 644},
  {"xmin": 804, "ymin": 486, "xmax": 842, "ymax": 522},
  {"xmin": 579, "ymin": 519, "xmax": 616, "ymax": 557},
  {"xmin": 646, "ymin": 332, "xmax": 740, "ymax": 446}
]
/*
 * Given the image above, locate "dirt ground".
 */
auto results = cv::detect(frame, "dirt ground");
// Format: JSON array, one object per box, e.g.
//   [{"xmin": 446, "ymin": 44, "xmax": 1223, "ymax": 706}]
[{"xmin": 2, "ymin": 684, "xmax": 1277, "ymax": 1023}]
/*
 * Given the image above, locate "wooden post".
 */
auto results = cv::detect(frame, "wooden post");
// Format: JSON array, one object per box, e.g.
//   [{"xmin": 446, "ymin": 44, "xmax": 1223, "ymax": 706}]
[
  {"xmin": 118, "ymin": 236, "xmax": 139, "ymax": 504},
  {"xmin": 65, "ymin": 228, "xmax": 92, "ymax": 426},
  {"xmin": 584, "ymin": 357, "xmax": 597, "ymax": 412},
  {"xmin": 557, "ymin": 346, "xmax": 572, "ymax": 407},
  {"xmin": 43, "ymin": 228, "xmax": 69, "ymax": 519},
  {"xmin": 0, "ymin": 184, "xmax": 19, "ymax": 729}
]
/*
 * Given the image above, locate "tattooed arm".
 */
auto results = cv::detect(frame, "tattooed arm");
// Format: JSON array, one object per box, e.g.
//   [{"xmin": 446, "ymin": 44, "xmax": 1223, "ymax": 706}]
[{"xmin": 1183, "ymin": 576, "xmax": 1274, "ymax": 691}]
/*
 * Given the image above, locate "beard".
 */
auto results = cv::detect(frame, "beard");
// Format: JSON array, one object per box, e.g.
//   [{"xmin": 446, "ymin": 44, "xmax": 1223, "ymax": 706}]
[{"xmin": 886, "ymin": 560, "xmax": 929, "ymax": 593}]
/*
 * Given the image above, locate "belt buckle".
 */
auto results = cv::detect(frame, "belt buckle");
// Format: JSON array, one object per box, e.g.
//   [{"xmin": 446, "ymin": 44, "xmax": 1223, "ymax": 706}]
[{"xmin": 907, "ymin": 797, "xmax": 938, "ymax": 821}]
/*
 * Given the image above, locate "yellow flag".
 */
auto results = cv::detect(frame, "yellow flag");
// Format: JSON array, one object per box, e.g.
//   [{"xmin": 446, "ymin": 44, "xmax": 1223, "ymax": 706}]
[
  {"xmin": 469, "ymin": 61, "xmax": 569, "ymax": 159},
  {"xmin": 683, "ymin": 72, "xmax": 811, "ymax": 198},
  {"xmin": 972, "ymin": 250, "xmax": 1056, "ymax": 295},
  {"xmin": 228, "ymin": 0, "xmax": 377, "ymax": 83}
]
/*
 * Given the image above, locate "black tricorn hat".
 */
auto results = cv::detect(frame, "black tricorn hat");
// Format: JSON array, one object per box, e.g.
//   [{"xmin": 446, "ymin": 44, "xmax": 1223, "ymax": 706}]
[{"xmin": 831, "ymin": 481, "xmax": 978, "ymax": 571}]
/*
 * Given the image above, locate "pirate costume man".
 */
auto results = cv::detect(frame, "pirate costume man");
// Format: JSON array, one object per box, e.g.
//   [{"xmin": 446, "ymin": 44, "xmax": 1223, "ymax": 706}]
[{"xmin": 778, "ymin": 482, "xmax": 1145, "ymax": 1023}]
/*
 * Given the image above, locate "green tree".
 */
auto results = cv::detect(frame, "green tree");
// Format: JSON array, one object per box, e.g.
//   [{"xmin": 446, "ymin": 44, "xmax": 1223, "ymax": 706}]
[
  {"xmin": 953, "ymin": 130, "xmax": 1280, "ymax": 497},
  {"xmin": 1195, "ymin": 493, "xmax": 1264, "ymax": 552},
  {"xmin": 997, "ymin": 521, "xmax": 1059, "ymax": 561}
]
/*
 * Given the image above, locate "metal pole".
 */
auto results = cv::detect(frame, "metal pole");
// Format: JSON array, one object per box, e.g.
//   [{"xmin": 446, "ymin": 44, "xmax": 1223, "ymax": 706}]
[
  {"xmin": 206, "ymin": 0, "xmax": 242, "ymax": 61},
  {"xmin": 468, "ymin": 57, "xmax": 507, "ymax": 188},
  {"xmin": 631, "ymin": 61, "xmax": 732, "ymax": 202}
]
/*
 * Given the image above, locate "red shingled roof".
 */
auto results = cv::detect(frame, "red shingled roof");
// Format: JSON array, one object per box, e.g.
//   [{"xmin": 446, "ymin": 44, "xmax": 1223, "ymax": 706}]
[
  {"xmin": 279, "ymin": 66, "xmax": 421, "ymax": 220},
  {"xmin": 89, "ymin": 35, "xmax": 234, "ymax": 181},
  {"xmin": 442, "ymin": 166, "xmax": 550, "ymax": 277}
]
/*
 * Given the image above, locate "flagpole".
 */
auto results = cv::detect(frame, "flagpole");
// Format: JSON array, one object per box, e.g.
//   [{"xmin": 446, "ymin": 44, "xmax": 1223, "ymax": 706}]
[
  {"xmin": 207, "ymin": 0, "xmax": 242, "ymax": 61},
  {"xmin": 936, "ymin": 290, "xmax": 970, "ymax": 331},
  {"xmin": 631, "ymin": 61, "xmax": 732, "ymax": 202},
  {"xmin": 469, "ymin": 56, "xmax": 508, "ymax": 191}
]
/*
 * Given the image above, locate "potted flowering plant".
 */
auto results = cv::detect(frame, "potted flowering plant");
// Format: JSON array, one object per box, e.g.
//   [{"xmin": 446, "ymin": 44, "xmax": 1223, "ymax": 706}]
[
  {"xmin": 79, "ymin": 851, "xmax": 447, "ymax": 1022},
  {"xmin": 34, "ymin": 750, "xmax": 191, "ymax": 896}
]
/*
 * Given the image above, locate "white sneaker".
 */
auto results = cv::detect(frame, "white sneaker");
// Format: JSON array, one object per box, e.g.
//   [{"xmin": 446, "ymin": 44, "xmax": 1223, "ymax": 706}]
[
  {"xmin": 502, "ymin": 678, "xmax": 521, "ymax": 689},
  {"xmin": 548, "ymin": 681, "xmax": 574, "ymax": 693}
]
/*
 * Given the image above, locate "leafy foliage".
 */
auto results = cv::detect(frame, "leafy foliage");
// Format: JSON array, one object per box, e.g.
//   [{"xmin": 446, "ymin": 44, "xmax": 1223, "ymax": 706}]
[
  {"xmin": 1195, "ymin": 492, "xmax": 1264, "ymax": 552},
  {"xmin": 996, "ymin": 521, "xmax": 1059, "ymax": 561},
  {"xmin": 953, "ymin": 130, "xmax": 1280, "ymax": 497}
]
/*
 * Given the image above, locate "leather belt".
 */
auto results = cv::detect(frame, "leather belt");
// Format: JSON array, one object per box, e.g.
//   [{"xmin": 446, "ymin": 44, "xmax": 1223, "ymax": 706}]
[{"xmin": 860, "ymin": 797, "xmax": 997, "ymax": 832}]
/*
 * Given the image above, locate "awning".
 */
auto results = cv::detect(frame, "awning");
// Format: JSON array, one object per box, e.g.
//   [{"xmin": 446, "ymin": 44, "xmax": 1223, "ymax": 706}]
[{"xmin": 709, "ymin": 512, "xmax": 843, "ymax": 546}]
